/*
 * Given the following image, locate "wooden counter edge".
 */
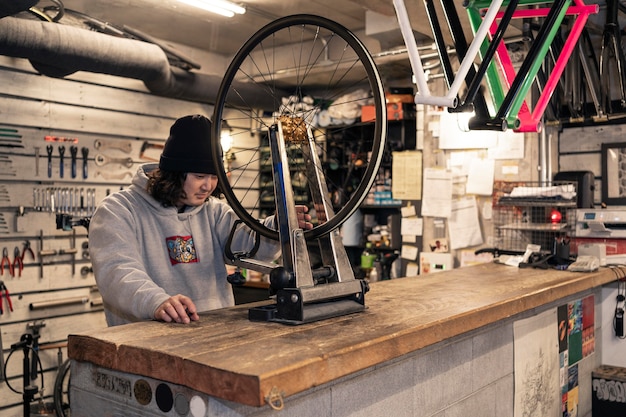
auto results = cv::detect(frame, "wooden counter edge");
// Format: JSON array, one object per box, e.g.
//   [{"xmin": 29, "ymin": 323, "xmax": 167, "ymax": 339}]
[{"xmin": 67, "ymin": 265, "xmax": 620, "ymax": 407}]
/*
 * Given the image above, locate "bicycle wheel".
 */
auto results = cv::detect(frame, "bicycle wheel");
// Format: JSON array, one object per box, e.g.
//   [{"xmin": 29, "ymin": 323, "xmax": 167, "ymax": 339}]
[
  {"xmin": 53, "ymin": 359, "xmax": 71, "ymax": 417},
  {"xmin": 212, "ymin": 14, "xmax": 386, "ymax": 241}
]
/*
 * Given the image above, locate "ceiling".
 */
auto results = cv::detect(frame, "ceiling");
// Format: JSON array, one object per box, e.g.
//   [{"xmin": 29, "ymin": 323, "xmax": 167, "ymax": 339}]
[
  {"xmin": 43, "ymin": 0, "xmax": 613, "ymax": 83},
  {"xmin": 53, "ymin": 0, "xmax": 423, "ymax": 58},
  {"xmin": 12, "ymin": 0, "xmax": 613, "ymax": 81},
  {"xmin": 16, "ymin": 0, "xmax": 456, "ymax": 89},
  {"xmin": 6, "ymin": 0, "xmax": 624, "ymax": 126}
]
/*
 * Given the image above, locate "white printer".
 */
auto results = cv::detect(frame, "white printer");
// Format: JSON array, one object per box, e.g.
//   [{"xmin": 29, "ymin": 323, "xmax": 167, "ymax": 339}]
[{"xmin": 575, "ymin": 208, "xmax": 626, "ymax": 264}]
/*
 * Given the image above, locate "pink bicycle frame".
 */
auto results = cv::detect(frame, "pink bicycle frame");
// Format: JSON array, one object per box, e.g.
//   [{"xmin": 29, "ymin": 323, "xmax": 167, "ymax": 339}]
[{"xmin": 488, "ymin": 0, "xmax": 598, "ymax": 132}]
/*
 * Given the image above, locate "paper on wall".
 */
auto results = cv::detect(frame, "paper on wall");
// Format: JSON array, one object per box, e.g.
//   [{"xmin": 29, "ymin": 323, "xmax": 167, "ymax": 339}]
[
  {"xmin": 488, "ymin": 130, "xmax": 524, "ymax": 159},
  {"xmin": 466, "ymin": 158, "xmax": 495, "ymax": 196},
  {"xmin": 421, "ymin": 168, "xmax": 452, "ymax": 218},
  {"xmin": 401, "ymin": 245, "xmax": 419, "ymax": 261},
  {"xmin": 392, "ymin": 151, "xmax": 422, "ymax": 200},
  {"xmin": 448, "ymin": 196, "xmax": 483, "ymax": 250},
  {"xmin": 401, "ymin": 205, "xmax": 416, "ymax": 217},
  {"xmin": 401, "ymin": 217, "xmax": 423, "ymax": 236}
]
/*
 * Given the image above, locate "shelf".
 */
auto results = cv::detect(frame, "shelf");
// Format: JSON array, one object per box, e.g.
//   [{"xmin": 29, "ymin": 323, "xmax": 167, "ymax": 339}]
[
  {"xmin": 496, "ymin": 197, "xmax": 577, "ymax": 207},
  {"xmin": 361, "ymin": 204, "xmax": 402, "ymax": 210},
  {"xmin": 497, "ymin": 222, "xmax": 572, "ymax": 232}
]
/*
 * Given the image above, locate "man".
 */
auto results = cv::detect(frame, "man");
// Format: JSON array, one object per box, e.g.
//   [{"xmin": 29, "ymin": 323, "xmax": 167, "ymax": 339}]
[{"xmin": 90, "ymin": 114, "xmax": 311, "ymax": 326}]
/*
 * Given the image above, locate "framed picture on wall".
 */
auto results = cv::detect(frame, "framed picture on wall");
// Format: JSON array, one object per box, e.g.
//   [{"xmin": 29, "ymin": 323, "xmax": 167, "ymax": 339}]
[{"xmin": 601, "ymin": 142, "xmax": 626, "ymax": 205}]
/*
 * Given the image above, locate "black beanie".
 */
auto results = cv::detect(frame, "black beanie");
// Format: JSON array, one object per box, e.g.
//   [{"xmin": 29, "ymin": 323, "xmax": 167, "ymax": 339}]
[{"xmin": 159, "ymin": 114, "xmax": 218, "ymax": 174}]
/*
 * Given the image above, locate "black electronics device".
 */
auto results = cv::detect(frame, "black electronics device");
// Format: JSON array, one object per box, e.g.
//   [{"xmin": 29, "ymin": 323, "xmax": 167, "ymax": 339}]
[
  {"xmin": 553, "ymin": 171, "xmax": 595, "ymax": 208},
  {"xmin": 616, "ymin": 308, "xmax": 624, "ymax": 337}
]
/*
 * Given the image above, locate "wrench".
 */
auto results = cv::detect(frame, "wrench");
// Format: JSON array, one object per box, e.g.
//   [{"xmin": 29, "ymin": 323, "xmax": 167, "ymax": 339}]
[
  {"xmin": 94, "ymin": 139, "xmax": 133, "ymax": 153},
  {"xmin": 94, "ymin": 154, "xmax": 133, "ymax": 168},
  {"xmin": 70, "ymin": 146, "xmax": 78, "ymax": 178},
  {"xmin": 58, "ymin": 146, "xmax": 65, "ymax": 178},
  {"xmin": 81, "ymin": 147, "xmax": 89, "ymax": 179},
  {"xmin": 96, "ymin": 171, "xmax": 132, "ymax": 180},
  {"xmin": 34, "ymin": 146, "xmax": 40, "ymax": 177},
  {"xmin": 46, "ymin": 145, "xmax": 53, "ymax": 178}
]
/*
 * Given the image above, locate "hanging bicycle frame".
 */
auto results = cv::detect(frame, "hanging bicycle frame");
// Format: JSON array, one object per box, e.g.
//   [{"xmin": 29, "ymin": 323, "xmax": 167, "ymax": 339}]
[
  {"xmin": 392, "ymin": 0, "xmax": 506, "ymax": 109},
  {"xmin": 468, "ymin": 0, "xmax": 598, "ymax": 132},
  {"xmin": 395, "ymin": 0, "xmax": 597, "ymax": 132}
]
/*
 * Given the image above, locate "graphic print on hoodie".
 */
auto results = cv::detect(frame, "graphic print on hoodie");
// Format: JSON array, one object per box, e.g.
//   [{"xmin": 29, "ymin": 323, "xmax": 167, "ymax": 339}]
[{"xmin": 166, "ymin": 235, "xmax": 198, "ymax": 265}]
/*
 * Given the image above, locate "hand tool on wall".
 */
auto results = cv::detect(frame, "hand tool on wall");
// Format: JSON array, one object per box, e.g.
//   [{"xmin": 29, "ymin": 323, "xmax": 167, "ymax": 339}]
[
  {"xmin": 58, "ymin": 146, "xmax": 65, "ymax": 178},
  {"xmin": 12, "ymin": 247, "xmax": 23, "ymax": 277},
  {"xmin": 0, "ymin": 331, "xmax": 4, "ymax": 379},
  {"xmin": 0, "ymin": 155, "xmax": 16, "ymax": 177},
  {"xmin": 87, "ymin": 188, "xmax": 95, "ymax": 215},
  {"xmin": 29, "ymin": 296, "xmax": 88, "ymax": 310},
  {"xmin": 0, "ymin": 214, "xmax": 8, "ymax": 235},
  {"xmin": 22, "ymin": 240, "xmax": 35, "ymax": 262},
  {"xmin": 27, "ymin": 321, "xmax": 46, "ymax": 381},
  {"xmin": 96, "ymin": 170, "xmax": 131, "ymax": 180},
  {"xmin": 70, "ymin": 145, "xmax": 78, "ymax": 178},
  {"xmin": 45, "ymin": 135, "xmax": 78, "ymax": 143},
  {"xmin": 61, "ymin": 229, "xmax": 77, "ymax": 275},
  {"xmin": 34, "ymin": 146, "xmax": 40, "ymax": 177},
  {"xmin": 0, "ymin": 127, "xmax": 20, "ymax": 139},
  {"xmin": 139, "ymin": 140, "xmax": 164, "ymax": 161},
  {"xmin": 81, "ymin": 147, "xmax": 89, "ymax": 179},
  {"xmin": 38, "ymin": 230, "xmax": 43, "ymax": 278},
  {"xmin": 0, "ymin": 247, "xmax": 13, "ymax": 277},
  {"xmin": 94, "ymin": 153, "xmax": 133, "ymax": 168},
  {"xmin": 0, "ymin": 185, "xmax": 10, "ymax": 203},
  {"xmin": 46, "ymin": 145, "xmax": 53, "ymax": 178},
  {"xmin": 0, "ymin": 280, "xmax": 13, "ymax": 314},
  {"xmin": 39, "ymin": 249, "xmax": 57, "ymax": 257},
  {"xmin": 0, "ymin": 142, "xmax": 24, "ymax": 148},
  {"xmin": 94, "ymin": 138, "xmax": 133, "ymax": 153}
]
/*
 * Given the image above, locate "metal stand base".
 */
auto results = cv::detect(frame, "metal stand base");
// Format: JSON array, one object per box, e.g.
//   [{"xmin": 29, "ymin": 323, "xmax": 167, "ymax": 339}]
[{"xmin": 249, "ymin": 280, "xmax": 368, "ymax": 324}]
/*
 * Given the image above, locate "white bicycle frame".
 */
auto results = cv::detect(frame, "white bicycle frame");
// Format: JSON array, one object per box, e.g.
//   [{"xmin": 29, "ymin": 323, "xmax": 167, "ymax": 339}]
[{"xmin": 393, "ymin": 0, "xmax": 504, "ymax": 107}]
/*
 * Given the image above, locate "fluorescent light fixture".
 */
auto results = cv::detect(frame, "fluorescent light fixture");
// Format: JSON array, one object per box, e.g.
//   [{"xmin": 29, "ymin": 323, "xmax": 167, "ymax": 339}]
[{"xmin": 178, "ymin": 0, "xmax": 246, "ymax": 17}]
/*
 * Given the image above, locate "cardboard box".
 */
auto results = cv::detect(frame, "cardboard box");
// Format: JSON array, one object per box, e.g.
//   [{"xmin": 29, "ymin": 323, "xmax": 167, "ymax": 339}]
[
  {"xmin": 361, "ymin": 103, "xmax": 416, "ymax": 122},
  {"xmin": 592, "ymin": 365, "xmax": 626, "ymax": 416},
  {"xmin": 385, "ymin": 93, "xmax": 414, "ymax": 104}
]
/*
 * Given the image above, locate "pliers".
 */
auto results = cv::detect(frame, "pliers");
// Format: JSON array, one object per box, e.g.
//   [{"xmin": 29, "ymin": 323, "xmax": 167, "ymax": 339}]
[
  {"xmin": 21, "ymin": 240, "xmax": 35, "ymax": 262},
  {"xmin": 12, "ymin": 247, "xmax": 23, "ymax": 277},
  {"xmin": 0, "ymin": 248, "xmax": 12, "ymax": 277},
  {"xmin": 0, "ymin": 281, "xmax": 13, "ymax": 314}
]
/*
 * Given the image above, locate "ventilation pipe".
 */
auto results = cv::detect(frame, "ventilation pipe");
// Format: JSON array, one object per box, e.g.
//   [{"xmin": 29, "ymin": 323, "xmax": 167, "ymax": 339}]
[
  {"xmin": 0, "ymin": 0, "xmax": 38, "ymax": 19},
  {"xmin": 0, "ymin": 16, "xmax": 281, "ymax": 108}
]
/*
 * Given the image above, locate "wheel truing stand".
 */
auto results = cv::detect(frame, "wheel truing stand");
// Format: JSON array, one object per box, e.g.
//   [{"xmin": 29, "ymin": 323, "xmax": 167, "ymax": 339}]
[{"xmin": 225, "ymin": 118, "xmax": 369, "ymax": 325}]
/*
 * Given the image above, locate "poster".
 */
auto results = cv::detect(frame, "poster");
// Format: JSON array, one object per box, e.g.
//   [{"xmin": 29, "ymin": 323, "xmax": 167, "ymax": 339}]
[{"xmin": 514, "ymin": 308, "xmax": 560, "ymax": 417}]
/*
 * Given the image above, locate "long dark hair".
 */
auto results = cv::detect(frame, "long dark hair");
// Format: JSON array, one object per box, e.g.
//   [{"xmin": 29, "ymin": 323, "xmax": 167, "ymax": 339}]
[{"xmin": 146, "ymin": 169, "xmax": 186, "ymax": 207}]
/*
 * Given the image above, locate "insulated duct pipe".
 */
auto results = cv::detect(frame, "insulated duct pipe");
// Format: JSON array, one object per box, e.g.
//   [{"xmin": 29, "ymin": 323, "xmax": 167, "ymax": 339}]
[
  {"xmin": 0, "ymin": 0, "xmax": 38, "ymax": 19},
  {"xmin": 0, "ymin": 16, "xmax": 282, "ymax": 108}
]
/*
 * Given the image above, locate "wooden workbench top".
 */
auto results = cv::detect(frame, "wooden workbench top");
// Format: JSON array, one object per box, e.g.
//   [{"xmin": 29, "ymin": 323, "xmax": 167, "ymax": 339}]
[{"xmin": 68, "ymin": 263, "xmax": 618, "ymax": 407}]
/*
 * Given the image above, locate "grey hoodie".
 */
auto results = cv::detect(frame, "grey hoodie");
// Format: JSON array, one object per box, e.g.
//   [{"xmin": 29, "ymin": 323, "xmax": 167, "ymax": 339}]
[{"xmin": 89, "ymin": 163, "xmax": 279, "ymax": 326}]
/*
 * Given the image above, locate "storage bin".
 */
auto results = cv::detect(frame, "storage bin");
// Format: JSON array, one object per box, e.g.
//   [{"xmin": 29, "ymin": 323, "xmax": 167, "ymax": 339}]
[{"xmin": 592, "ymin": 365, "xmax": 626, "ymax": 416}]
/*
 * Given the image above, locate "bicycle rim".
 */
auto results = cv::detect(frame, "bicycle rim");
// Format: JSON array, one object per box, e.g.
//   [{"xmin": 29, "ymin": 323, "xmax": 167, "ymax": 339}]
[{"xmin": 212, "ymin": 14, "xmax": 386, "ymax": 240}]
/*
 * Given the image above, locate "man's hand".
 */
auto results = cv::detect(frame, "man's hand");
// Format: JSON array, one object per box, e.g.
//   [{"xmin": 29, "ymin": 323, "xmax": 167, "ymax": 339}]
[
  {"xmin": 154, "ymin": 294, "xmax": 200, "ymax": 324},
  {"xmin": 295, "ymin": 205, "xmax": 313, "ymax": 230}
]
